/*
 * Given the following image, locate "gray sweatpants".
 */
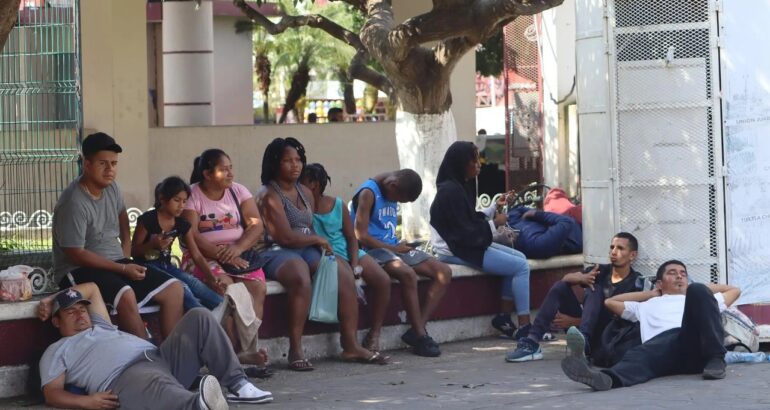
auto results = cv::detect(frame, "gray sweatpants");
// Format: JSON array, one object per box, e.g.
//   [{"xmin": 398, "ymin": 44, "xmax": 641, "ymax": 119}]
[{"xmin": 109, "ymin": 308, "xmax": 246, "ymax": 410}]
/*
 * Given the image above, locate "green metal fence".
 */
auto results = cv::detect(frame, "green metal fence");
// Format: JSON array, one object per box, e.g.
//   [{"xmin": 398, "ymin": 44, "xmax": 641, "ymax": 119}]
[{"xmin": 0, "ymin": 1, "xmax": 82, "ymax": 270}]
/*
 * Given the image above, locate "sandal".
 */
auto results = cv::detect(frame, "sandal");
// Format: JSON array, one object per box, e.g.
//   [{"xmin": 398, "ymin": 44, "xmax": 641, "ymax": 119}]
[
  {"xmin": 287, "ymin": 358, "xmax": 315, "ymax": 372},
  {"xmin": 343, "ymin": 351, "xmax": 390, "ymax": 365},
  {"xmin": 244, "ymin": 366, "xmax": 275, "ymax": 379}
]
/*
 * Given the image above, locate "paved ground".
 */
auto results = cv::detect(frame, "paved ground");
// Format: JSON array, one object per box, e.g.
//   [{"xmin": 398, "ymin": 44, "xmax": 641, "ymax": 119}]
[{"xmin": 4, "ymin": 336, "xmax": 770, "ymax": 409}]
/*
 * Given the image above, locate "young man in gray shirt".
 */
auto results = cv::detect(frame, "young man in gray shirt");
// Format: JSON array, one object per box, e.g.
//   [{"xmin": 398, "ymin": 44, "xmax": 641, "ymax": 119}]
[
  {"xmin": 38, "ymin": 283, "xmax": 272, "ymax": 409},
  {"xmin": 52, "ymin": 132, "xmax": 183, "ymax": 339}
]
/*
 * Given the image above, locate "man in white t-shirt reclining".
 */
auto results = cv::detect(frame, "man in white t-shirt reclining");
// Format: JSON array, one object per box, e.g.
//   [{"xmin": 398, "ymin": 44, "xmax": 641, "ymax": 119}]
[{"xmin": 560, "ymin": 259, "xmax": 741, "ymax": 390}]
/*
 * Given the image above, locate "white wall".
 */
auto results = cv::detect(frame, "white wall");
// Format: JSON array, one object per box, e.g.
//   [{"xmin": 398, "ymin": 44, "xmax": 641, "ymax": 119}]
[
  {"xmin": 540, "ymin": 0, "xmax": 577, "ymax": 192},
  {"xmin": 575, "ymin": 0, "xmax": 614, "ymax": 263},
  {"xmin": 213, "ymin": 16, "xmax": 254, "ymax": 125}
]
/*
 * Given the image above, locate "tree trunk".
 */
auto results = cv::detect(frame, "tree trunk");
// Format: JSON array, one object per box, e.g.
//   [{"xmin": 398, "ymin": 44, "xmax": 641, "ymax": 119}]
[
  {"xmin": 0, "ymin": 0, "xmax": 20, "ymax": 51},
  {"xmin": 387, "ymin": 54, "xmax": 457, "ymax": 240},
  {"xmin": 395, "ymin": 109, "xmax": 457, "ymax": 240}
]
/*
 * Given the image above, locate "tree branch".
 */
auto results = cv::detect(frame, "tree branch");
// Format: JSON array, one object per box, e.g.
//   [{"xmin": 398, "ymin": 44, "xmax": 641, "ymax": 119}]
[
  {"xmin": 234, "ymin": 0, "xmax": 365, "ymax": 50},
  {"xmin": 361, "ymin": 0, "xmax": 401, "ymax": 62},
  {"xmin": 349, "ymin": 50, "xmax": 394, "ymax": 98},
  {"xmin": 234, "ymin": 0, "xmax": 394, "ymax": 97},
  {"xmin": 391, "ymin": 0, "xmax": 563, "ymax": 49},
  {"xmin": 328, "ymin": 0, "xmax": 367, "ymax": 14},
  {"xmin": 434, "ymin": 36, "xmax": 475, "ymax": 69},
  {"xmin": 0, "ymin": 0, "xmax": 21, "ymax": 51}
]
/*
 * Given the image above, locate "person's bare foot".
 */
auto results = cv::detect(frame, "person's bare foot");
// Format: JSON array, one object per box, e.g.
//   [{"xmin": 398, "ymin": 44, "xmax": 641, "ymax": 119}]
[
  {"xmin": 287, "ymin": 349, "xmax": 314, "ymax": 371},
  {"xmin": 362, "ymin": 330, "xmax": 381, "ymax": 352},
  {"xmin": 238, "ymin": 347, "xmax": 268, "ymax": 366},
  {"xmin": 340, "ymin": 346, "xmax": 379, "ymax": 362}
]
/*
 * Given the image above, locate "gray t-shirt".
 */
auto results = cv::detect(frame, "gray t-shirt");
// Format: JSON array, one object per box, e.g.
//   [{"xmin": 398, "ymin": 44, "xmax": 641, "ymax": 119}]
[
  {"xmin": 39, "ymin": 313, "xmax": 155, "ymax": 393},
  {"xmin": 52, "ymin": 178, "xmax": 126, "ymax": 283}
]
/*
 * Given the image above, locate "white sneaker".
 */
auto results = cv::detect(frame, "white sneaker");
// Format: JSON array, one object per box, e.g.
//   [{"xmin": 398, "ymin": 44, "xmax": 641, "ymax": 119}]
[
  {"xmin": 227, "ymin": 382, "xmax": 273, "ymax": 404},
  {"xmin": 198, "ymin": 375, "xmax": 228, "ymax": 410}
]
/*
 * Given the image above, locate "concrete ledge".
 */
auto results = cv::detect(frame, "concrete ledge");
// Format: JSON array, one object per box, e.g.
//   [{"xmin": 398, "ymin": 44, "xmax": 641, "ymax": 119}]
[
  {"xmin": 0, "ymin": 365, "xmax": 28, "ymax": 399},
  {"xmin": 0, "ymin": 254, "xmax": 585, "ymax": 322}
]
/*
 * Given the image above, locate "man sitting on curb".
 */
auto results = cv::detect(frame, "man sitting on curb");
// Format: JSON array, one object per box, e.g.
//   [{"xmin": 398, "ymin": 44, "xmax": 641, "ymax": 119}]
[
  {"xmin": 561, "ymin": 260, "xmax": 740, "ymax": 390},
  {"xmin": 506, "ymin": 232, "xmax": 642, "ymax": 362},
  {"xmin": 37, "ymin": 283, "xmax": 272, "ymax": 409}
]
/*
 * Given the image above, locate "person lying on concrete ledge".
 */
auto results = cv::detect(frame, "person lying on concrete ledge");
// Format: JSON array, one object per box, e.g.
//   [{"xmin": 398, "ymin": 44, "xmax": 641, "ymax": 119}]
[
  {"xmin": 506, "ymin": 206, "xmax": 582, "ymax": 259},
  {"xmin": 560, "ymin": 260, "xmax": 740, "ymax": 391},
  {"xmin": 37, "ymin": 282, "xmax": 272, "ymax": 410}
]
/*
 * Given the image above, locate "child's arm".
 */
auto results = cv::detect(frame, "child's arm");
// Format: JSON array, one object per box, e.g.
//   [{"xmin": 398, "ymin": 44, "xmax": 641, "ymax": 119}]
[
  {"xmin": 341, "ymin": 200, "xmax": 361, "ymax": 269},
  {"xmin": 353, "ymin": 189, "xmax": 411, "ymax": 253},
  {"xmin": 183, "ymin": 229, "xmax": 226, "ymax": 295},
  {"xmin": 130, "ymin": 223, "xmax": 172, "ymax": 260}
]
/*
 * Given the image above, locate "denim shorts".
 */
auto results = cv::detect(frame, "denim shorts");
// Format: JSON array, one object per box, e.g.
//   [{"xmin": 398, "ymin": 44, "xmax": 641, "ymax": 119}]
[
  {"xmin": 260, "ymin": 245, "xmax": 322, "ymax": 280},
  {"xmin": 367, "ymin": 248, "xmax": 431, "ymax": 267}
]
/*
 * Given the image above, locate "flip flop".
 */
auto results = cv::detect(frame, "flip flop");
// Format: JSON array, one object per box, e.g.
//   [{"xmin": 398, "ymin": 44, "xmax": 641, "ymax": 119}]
[
  {"xmin": 343, "ymin": 351, "xmax": 390, "ymax": 365},
  {"xmin": 244, "ymin": 366, "xmax": 275, "ymax": 379},
  {"xmin": 287, "ymin": 358, "xmax": 315, "ymax": 372}
]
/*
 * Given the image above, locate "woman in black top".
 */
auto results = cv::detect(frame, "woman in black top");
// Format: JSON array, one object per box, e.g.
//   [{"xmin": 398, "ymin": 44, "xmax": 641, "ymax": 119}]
[{"xmin": 430, "ymin": 142, "xmax": 533, "ymax": 340}]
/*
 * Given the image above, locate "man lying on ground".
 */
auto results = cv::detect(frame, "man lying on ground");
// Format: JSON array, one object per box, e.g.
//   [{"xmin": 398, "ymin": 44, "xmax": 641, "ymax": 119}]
[
  {"xmin": 560, "ymin": 260, "xmax": 740, "ymax": 390},
  {"xmin": 37, "ymin": 283, "xmax": 272, "ymax": 409}
]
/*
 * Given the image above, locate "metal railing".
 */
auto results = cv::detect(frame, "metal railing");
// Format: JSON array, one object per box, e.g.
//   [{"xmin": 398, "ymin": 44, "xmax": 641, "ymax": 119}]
[{"xmin": 0, "ymin": 1, "xmax": 82, "ymax": 276}]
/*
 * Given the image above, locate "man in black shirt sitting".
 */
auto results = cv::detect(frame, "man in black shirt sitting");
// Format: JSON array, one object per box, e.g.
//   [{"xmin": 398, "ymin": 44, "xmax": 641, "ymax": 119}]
[{"xmin": 506, "ymin": 232, "xmax": 642, "ymax": 362}]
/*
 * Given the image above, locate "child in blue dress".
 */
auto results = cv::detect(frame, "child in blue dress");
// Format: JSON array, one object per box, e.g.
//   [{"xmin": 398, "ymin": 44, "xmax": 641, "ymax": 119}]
[{"xmin": 300, "ymin": 163, "xmax": 392, "ymax": 352}]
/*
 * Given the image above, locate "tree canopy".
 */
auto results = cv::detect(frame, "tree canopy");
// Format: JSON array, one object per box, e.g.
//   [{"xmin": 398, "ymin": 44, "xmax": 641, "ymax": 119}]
[{"xmin": 235, "ymin": 0, "xmax": 564, "ymax": 115}]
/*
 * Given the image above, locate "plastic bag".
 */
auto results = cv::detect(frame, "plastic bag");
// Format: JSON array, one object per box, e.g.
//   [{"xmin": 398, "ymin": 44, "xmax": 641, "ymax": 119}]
[
  {"xmin": 309, "ymin": 252, "xmax": 339, "ymax": 323},
  {"xmin": 0, "ymin": 265, "xmax": 33, "ymax": 302}
]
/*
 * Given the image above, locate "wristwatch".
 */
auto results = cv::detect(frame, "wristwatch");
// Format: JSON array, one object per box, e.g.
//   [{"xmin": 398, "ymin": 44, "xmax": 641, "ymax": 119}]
[{"xmin": 353, "ymin": 265, "xmax": 363, "ymax": 278}]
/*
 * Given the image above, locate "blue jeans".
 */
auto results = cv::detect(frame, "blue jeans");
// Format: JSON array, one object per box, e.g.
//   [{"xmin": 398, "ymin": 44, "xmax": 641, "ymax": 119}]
[
  {"xmin": 438, "ymin": 243, "xmax": 530, "ymax": 315},
  {"xmin": 144, "ymin": 260, "xmax": 223, "ymax": 311}
]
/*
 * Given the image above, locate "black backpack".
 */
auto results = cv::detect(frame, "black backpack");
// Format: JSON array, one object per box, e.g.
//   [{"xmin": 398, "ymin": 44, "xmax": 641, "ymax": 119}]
[{"xmin": 591, "ymin": 318, "xmax": 641, "ymax": 367}]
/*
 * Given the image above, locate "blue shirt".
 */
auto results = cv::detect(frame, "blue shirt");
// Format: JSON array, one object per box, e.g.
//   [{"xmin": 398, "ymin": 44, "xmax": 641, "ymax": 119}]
[{"xmin": 351, "ymin": 179, "xmax": 398, "ymax": 248}]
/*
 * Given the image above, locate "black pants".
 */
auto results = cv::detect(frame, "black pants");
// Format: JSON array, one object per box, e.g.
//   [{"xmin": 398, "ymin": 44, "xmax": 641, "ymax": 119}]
[
  {"xmin": 604, "ymin": 283, "xmax": 726, "ymax": 387},
  {"xmin": 530, "ymin": 281, "xmax": 607, "ymax": 346}
]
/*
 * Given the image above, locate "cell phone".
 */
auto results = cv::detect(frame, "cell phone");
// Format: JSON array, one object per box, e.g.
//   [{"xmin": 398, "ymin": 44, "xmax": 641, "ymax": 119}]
[
  {"xmin": 582, "ymin": 264, "xmax": 597, "ymax": 273},
  {"xmin": 406, "ymin": 240, "xmax": 425, "ymax": 248},
  {"xmin": 163, "ymin": 229, "xmax": 178, "ymax": 239}
]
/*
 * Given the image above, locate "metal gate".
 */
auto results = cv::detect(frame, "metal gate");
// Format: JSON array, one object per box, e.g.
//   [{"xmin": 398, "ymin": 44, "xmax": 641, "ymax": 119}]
[
  {"xmin": 503, "ymin": 15, "xmax": 543, "ymax": 192},
  {"xmin": 608, "ymin": 0, "xmax": 725, "ymax": 283},
  {"xmin": 0, "ymin": 1, "xmax": 81, "ymax": 274}
]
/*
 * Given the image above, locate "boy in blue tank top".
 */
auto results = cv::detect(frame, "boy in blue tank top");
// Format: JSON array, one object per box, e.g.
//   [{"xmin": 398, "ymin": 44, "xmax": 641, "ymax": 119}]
[{"xmin": 351, "ymin": 169, "xmax": 452, "ymax": 357}]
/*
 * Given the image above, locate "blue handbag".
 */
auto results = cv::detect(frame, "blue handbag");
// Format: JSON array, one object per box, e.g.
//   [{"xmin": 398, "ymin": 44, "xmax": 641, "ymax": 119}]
[{"xmin": 308, "ymin": 251, "xmax": 339, "ymax": 323}]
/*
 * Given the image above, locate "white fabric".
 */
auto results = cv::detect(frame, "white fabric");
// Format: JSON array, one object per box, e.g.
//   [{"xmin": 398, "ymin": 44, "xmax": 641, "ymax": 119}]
[
  {"xmin": 622, "ymin": 292, "xmax": 727, "ymax": 343},
  {"xmin": 429, "ymin": 226, "xmax": 452, "ymax": 256}
]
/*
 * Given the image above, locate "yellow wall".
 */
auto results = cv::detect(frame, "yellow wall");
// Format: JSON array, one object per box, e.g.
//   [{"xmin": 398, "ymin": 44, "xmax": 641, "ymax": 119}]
[
  {"xmin": 81, "ymin": 0, "xmax": 151, "ymax": 207},
  {"xmin": 77, "ymin": 0, "xmax": 474, "ymax": 208},
  {"xmin": 148, "ymin": 123, "xmax": 400, "ymax": 205}
]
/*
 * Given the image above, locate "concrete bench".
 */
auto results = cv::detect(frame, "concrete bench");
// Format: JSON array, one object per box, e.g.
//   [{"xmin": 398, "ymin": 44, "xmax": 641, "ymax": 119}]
[{"xmin": 0, "ymin": 253, "xmax": 584, "ymax": 399}]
